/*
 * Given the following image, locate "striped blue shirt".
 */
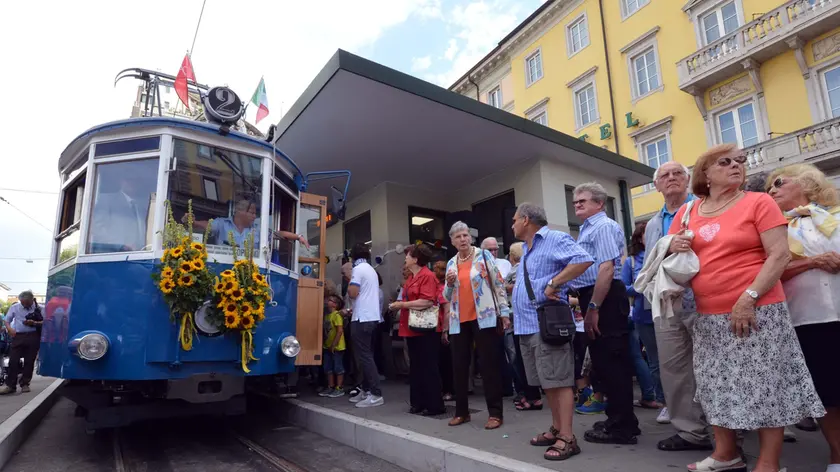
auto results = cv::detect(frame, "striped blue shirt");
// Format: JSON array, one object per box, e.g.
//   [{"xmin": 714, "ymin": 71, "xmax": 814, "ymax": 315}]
[
  {"xmin": 570, "ymin": 211, "xmax": 625, "ymax": 289},
  {"xmin": 512, "ymin": 226, "xmax": 593, "ymax": 335}
]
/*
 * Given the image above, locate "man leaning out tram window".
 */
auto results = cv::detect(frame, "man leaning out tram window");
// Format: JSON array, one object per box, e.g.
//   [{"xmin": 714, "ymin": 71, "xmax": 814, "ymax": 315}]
[
  {"xmin": 0, "ymin": 291, "xmax": 43, "ymax": 395},
  {"xmin": 190, "ymin": 198, "xmax": 308, "ymax": 251}
]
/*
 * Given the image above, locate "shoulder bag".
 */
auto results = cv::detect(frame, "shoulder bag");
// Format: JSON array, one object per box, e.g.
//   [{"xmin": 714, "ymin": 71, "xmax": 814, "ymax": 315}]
[
  {"xmin": 480, "ymin": 250, "xmax": 505, "ymax": 335},
  {"xmin": 522, "ymin": 253, "xmax": 575, "ymax": 346},
  {"xmin": 407, "ymin": 274, "xmax": 440, "ymax": 332}
]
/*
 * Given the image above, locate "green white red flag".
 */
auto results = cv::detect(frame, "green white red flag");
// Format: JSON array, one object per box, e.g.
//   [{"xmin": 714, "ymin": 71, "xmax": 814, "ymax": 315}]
[{"xmin": 250, "ymin": 77, "xmax": 269, "ymax": 123}]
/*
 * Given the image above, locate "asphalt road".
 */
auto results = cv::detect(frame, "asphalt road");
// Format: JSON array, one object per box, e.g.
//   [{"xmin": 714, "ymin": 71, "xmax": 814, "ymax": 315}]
[{"xmin": 3, "ymin": 397, "xmax": 408, "ymax": 472}]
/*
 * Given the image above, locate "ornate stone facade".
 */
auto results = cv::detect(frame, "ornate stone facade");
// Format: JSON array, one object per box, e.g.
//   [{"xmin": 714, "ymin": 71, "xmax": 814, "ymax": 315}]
[
  {"xmin": 709, "ymin": 75, "xmax": 752, "ymax": 108},
  {"xmin": 813, "ymin": 31, "xmax": 840, "ymax": 63}
]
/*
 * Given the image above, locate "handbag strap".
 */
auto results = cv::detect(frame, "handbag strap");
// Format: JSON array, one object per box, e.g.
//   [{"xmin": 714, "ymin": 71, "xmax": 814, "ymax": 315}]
[
  {"xmin": 480, "ymin": 249, "xmax": 501, "ymax": 316},
  {"xmin": 680, "ymin": 200, "xmax": 696, "ymax": 230},
  {"xmin": 522, "ymin": 250, "xmax": 537, "ymax": 303}
]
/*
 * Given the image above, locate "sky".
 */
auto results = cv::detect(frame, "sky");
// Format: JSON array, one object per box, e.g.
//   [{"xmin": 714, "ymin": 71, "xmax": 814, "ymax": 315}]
[{"xmin": 0, "ymin": 0, "xmax": 545, "ymax": 297}]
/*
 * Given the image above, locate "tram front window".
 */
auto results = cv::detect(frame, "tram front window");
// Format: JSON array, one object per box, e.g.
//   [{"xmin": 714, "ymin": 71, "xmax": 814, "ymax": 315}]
[
  {"xmin": 170, "ymin": 139, "xmax": 263, "ymax": 252},
  {"xmin": 87, "ymin": 159, "xmax": 158, "ymax": 254}
]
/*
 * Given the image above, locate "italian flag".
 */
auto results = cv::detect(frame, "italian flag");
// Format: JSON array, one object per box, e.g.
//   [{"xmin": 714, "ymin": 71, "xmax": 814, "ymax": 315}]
[{"xmin": 250, "ymin": 77, "xmax": 269, "ymax": 124}]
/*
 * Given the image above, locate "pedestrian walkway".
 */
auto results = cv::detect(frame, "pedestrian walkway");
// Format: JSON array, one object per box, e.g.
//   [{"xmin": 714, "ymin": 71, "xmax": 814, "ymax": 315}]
[
  {"xmin": 289, "ymin": 380, "xmax": 829, "ymax": 472},
  {"xmin": 0, "ymin": 376, "xmax": 54, "ymax": 424}
]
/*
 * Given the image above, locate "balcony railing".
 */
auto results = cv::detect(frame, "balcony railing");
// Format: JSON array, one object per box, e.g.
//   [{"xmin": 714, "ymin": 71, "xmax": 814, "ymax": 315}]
[
  {"xmin": 678, "ymin": 0, "xmax": 838, "ymax": 90},
  {"xmin": 744, "ymin": 116, "xmax": 840, "ymax": 172}
]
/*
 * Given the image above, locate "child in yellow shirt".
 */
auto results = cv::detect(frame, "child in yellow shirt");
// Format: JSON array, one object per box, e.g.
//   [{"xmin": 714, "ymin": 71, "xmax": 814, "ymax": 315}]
[{"xmin": 318, "ymin": 295, "xmax": 346, "ymax": 398}]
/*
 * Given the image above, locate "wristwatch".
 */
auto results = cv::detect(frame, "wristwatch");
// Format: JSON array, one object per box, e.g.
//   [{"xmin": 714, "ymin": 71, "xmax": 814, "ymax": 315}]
[
  {"xmin": 545, "ymin": 281, "xmax": 560, "ymax": 291},
  {"xmin": 745, "ymin": 289, "xmax": 759, "ymax": 300},
  {"xmin": 588, "ymin": 302, "xmax": 599, "ymax": 310}
]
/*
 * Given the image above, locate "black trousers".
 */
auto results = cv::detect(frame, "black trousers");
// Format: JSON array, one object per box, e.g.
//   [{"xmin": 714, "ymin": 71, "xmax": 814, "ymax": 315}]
[
  {"xmin": 7, "ymin": 331, "xmax": 39, "ymax": 389},
  {"xmin": 579, "ymin": 280, "xmax": 639, "ymax": 435},
  {"xmin": 439, "ymin": 340, "xmax": 454, "ymax": 395},
  {"xmin": 514, "ymin": 335, "xmax": 541, "ymax": 401},
  {"xmin": 451, "ymin": 320, "xmax": 503, "ymax": 419},
  {"xmin": 406, "ymin": 333, "xmax": 444, "ymax": 413},
  {"xmin": 351, "ymin": 321, "xmax": 381, "ymax": 396}
]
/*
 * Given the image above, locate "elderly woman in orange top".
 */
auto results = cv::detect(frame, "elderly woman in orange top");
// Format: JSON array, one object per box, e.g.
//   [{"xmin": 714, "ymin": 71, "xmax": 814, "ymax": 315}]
[
  {"xmin": 668, "ymin": 144, "xmax": 824, "ymax": 472},
  {"xmin": 767, "ymin": 163, "xmax": 840, "ymax": 470}
]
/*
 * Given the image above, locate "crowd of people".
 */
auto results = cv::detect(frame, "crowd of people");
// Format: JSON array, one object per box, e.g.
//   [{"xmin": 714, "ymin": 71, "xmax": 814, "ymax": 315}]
[{"xmin": 314, "ymin": 144, "xmax": 839, "ymax": 472}]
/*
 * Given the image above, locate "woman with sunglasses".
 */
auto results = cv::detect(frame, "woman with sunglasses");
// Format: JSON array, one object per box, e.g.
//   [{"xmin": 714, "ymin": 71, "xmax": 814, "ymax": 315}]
[
  {"xmin": 668, "ymin": 144, "xmax": 824, "ymax": 472},
  {"xmin": 767, "ymin": 163, "xmax": 840, "ymax": 472}
]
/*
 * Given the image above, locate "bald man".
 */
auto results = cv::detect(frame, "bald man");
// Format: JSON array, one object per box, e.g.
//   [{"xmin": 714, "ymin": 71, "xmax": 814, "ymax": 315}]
[{"xmin": 481, "ymin": 237, "xmax": 512, "ymax": 278}]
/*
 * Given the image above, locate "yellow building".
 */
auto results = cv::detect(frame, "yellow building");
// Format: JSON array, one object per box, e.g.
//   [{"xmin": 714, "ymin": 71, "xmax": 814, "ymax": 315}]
[{"xmin": 452, "ymin": 0, "xmax": 840, "ymax": 219}]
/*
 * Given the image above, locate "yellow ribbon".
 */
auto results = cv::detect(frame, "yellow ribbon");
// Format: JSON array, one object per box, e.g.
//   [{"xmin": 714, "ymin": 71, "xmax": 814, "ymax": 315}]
[
  {"xmin": 179, "ymin": 312, "xmax": 195, "ymax": 351},
  {"xmin": 240, "ymin": 329, "xmax": 259, "ymax": 373}
]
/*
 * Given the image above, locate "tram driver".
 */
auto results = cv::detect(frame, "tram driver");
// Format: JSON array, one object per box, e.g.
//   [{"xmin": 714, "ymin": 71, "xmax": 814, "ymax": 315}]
[{"xmin": 190, "ymin": 198, "xmax": 308, "ymax": 250}]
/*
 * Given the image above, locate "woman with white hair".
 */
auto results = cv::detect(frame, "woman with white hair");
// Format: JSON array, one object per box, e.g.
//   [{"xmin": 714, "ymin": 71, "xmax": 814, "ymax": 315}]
[{"xmin": 443, "ymin": 222, "xmax": 511, "ymax": 429}]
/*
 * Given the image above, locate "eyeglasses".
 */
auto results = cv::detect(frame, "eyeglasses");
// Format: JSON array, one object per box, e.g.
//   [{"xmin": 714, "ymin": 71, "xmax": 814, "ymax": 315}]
[
  {"xmin": 766, "ymin": 177, "xmax": 786, "ymax": 193},
  {"xmin": 714, "ymin": 155, "xmax": 748, "ymax": 167},
  {"xmin": 573, "ymin": 199, "xmax": 590, "ymax": 206},
  {"xmin": 656, "ymin": 170, "xmax": 686, "ymax": 181}
]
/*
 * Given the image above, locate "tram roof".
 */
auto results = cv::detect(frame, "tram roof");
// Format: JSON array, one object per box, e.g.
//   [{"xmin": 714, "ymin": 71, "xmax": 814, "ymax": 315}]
[
  {"xmin": 272, "ymin": 49, "xmax": 654, "ymax": 202},
  {"xmin": 58, "ymin": 117, "xmax": 304, "ymax": 179}
]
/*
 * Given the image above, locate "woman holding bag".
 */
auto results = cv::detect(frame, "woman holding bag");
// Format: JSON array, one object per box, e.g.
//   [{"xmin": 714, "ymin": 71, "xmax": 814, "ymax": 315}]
[
  {"xmin": 443, "ymin": 222, "xmax": 511, "ymax": 430},
  {"xmin": 390, "ymin": 244, "xmax": 445, "ymax": 416}
]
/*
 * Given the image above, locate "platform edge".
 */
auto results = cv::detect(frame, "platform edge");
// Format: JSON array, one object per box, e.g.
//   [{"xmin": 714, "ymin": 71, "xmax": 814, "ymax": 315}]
[{"xmin": 0, "ymin": 379, "xmax": 64, "ymax": 470}]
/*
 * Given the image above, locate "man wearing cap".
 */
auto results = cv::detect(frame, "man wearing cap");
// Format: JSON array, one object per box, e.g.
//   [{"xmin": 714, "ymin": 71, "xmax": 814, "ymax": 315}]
[{"xmin": 0, "ymin": 291, "xmax": 43, "ymax": 394}]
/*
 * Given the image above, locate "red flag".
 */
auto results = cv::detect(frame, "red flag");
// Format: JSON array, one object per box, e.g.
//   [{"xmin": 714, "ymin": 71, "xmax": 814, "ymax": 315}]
[{"xmin": 175, "ymin": 54, "xmax": 196, "ymax": 110}]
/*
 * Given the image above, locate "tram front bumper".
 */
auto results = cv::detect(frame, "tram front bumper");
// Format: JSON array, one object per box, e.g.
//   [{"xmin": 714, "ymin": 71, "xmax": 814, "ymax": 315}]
[{"xmin": 166, "ymin": 373, "xmax": 244, "ymax": 403}]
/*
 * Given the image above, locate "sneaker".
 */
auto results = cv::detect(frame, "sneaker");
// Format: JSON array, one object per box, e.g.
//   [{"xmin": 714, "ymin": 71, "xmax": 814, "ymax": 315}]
[
  {"xmin": 657, "ymin": 407, "xmax": 671, "ymax": 424},
  {"xmin": 318, "ymin": 388, "xmax": 333, "ymax": 397},
  {"xmin": 349, "ymin": 390, "xmax": 369, "ymax": 403},
  {"xmin": 328, "ymin": 387, "xmax": 346, "ymax": 398},
  {"xmin": 783, "ymin": 426, "xmax": 797, "ymax": 443},
  {"xmin": 575, "ymin": 398, "xmax": 606, "ymax": 415},
  {"xmin": 20, "ymin": 386, "xmax": 30, "ymax": 393},
  {"xmin": 355, "ymin": 394, "xmax": 384, "ymax": 408},
  {"xmin": 575, "ymin": 386, "xmax": 593, "ymax": 408},
  {"xmin": 0, "ymin": 386, "xmax": 14, "ymax": 395}
]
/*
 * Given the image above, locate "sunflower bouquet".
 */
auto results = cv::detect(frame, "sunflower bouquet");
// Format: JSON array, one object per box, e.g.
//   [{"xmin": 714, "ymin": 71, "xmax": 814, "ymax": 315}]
[
  {"xmin": 152, "ymin": 200, "xmax": 215, "ymax": 351},
  {"xmin": 208, "ymin": 232, "xmax": 270, "ymax": 372}
]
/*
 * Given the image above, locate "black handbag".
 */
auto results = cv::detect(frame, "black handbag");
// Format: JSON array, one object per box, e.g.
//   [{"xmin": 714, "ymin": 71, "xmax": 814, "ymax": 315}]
[{"xmin": 522, "ymin": 256, "xmax": 575, "ymax": 346}]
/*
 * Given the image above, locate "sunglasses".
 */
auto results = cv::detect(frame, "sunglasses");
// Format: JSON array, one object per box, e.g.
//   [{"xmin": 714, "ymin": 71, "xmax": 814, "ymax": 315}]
[
  {"xmin": 714, "ymin": 155, "xmax": 748, "ymax": 167},
  {"xmin": 573, "ymin": 199, "xmax": 590, "ymax": 206},
  {"xmin": 766, "ymin": 177, "xmax": 786, "ymax": 193}
]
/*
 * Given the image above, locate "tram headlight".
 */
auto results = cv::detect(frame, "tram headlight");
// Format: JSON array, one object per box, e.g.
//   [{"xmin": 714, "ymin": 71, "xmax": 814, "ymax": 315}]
[
  {"xmin": 280, "ymin": 335, "xmax": 300, "ymax": 358},
  {"xmin": 69, "ymin": 332, "xmax": 110, "ymax": 360}
]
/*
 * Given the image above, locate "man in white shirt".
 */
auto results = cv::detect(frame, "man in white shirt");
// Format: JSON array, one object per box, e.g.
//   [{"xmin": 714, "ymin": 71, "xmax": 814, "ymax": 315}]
[
  {"xmin": 346, "ymin": 243, "xmax": 384, "ymax": 408},
  {"xmin": 481, "ymin": 237, "xmax": 512, "ymax": 278},
  {"xmin": 0, "ymin": 291, "xmax": 43, "ymax": 394}
]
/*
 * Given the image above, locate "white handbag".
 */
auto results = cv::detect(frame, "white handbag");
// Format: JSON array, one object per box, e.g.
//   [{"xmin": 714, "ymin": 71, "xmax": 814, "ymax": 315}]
[
  {"xmin": 663, "ymin": 199, "xmax": 700, "ymax": 286},
  {"xmin": 408, "ymin": 305, "xmax": 439, "ymax": 332}
]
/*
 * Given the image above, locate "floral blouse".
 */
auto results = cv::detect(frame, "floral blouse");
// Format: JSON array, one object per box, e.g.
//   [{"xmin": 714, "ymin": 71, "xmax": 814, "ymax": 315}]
[{"xmin": 443, "ymin": 247, "xmax": 510, "ymax": 335}]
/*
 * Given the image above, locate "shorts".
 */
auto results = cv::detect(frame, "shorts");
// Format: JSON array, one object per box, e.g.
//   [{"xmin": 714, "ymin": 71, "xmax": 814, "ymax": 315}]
[
  {"xmin": 323, "ymin": 350, "xmax": 345, "ymax": 375},
  {"xmin": 518, "ymin": 333, "xmax": 574, "ymax": 390}
]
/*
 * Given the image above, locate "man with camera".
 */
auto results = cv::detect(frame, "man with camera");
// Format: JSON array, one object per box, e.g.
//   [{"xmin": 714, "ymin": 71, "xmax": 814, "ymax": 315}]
[{"xmin": 0, "ymin": 290, "xmax": 43, "ymax": 394}]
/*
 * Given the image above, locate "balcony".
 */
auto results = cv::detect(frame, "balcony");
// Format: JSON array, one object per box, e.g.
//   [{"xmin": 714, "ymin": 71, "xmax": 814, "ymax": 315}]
[
  {"xmin": 744, "ymin": 116, "xmax": 840, "ymax": 174},
  {"xmin": 678, "ymin": 0, "xmax": 840, "ymax": 92}
]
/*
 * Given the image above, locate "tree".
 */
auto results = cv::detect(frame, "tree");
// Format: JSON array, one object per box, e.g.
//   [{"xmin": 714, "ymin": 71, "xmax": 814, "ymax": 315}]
[{"xmin": 0, "ymin": 300, "xmax": 11, "ymax": 315}]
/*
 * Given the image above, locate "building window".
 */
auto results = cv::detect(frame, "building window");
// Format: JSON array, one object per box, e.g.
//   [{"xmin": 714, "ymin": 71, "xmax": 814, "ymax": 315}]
[
  {"xmin": 701, "ymin": 1, "xmax": 739, "ymax": 44},
  {"xmin": 575, "ymin": 83, "xmax": 598, "ymax": 129},
  {"xmin": 343, "ymin": 211, "xmax": 372, "ymax": 254},
  {"xmin": 525, "ymin": 49, "xmax": 543, "ymax": 86},
  {"xmin": 632, "ymin": 48, "xmax": 660, "ymax": 97},
  {"xmin": 487, "ymin": 87, "xmax": 502, "ymax": 108},
  {"xmin": 622, "ymin": 0, "xmax": 649, "ymax": 18},
  {"xmin": 203, "ymin": 178, "xmax": 218, "ymax": 201},
  {"xmin": 717, "ymin": 102, "xmax": 759, "ymax": 147},
  {"xmin": 643, "ymin": 137, "xmax": 670, "ymax": 190},
  {"xmin": 823, "ymin": 66, "xmax": 840, "ymax": 118},
  {"xmin": 531, "ymin": 111, "xmax": 548, "ymax": 126},
  {"xmin": 567, "ymin": 15, "xmax": 590, "ymax": 56}
]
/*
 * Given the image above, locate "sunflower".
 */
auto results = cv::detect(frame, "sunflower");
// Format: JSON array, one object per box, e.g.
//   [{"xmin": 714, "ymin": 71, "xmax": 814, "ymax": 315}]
[
  {"xmin": 239, "ymin": 314, "xmax": 255, "ymax": 330},
  {"xmin": 240, "ymin": 302, "xmax": 254, "ymax": 316},
  {"xmin": 159, "ymin": 279, "xmax": 176, "ymax": 294},
  {"xmin": 229, "ymin": 287, "xmax": 245, "ymax": 301},
  {"xmin": 234, "ymin": 259, "xmax": 249, "ymax": 268},
  {"xmin": 214, "ymin": 280, "xmax": 226, "ymax": 293},
  {"xmin": 220, "ymin": 269, "xmax": 235, "ymax": 279},
  {"xmin": 170, "ymin": 247, "xmax": 184, "ymax": 258},
  {"xmin": 191, "ymin": 242, "xmax": 204, "ymax": 252},
  {"xmin": 179, "ymin": 261, "xmax": 194, "ymax": 272},
  {"xmin": 161, "ymin": 267, "xmax": 174, "ymax": 279},
  {"xmin": 222, "ymin": 279, "xmax": 239, "ymax": 295},
  {"xmin": 254, "ymin": 309, "xmax": 265, "ymax": 322},
  {"xmin": 224, "ymin": 312, "xmax": 241, "ymax": 329},
  {"xmin": 161, "ymin": 249, "xmax": 170, "ymax": 262},
  {"xmin": 191, "ymin": 259, "xmax": 205, "ymax": 271},
  {"xmin": 252, "ymin": 272, "xmax": 267, "ymax": 286},
  {"xmin": 177, "ymin": 274, "xmax": 195, "ymax": 287}
]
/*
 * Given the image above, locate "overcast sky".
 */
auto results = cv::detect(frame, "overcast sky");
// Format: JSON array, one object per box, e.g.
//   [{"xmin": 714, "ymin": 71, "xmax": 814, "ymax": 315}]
[{"xmin": 0, "ymin": 0, "xmax": 544, "ymax": 296}]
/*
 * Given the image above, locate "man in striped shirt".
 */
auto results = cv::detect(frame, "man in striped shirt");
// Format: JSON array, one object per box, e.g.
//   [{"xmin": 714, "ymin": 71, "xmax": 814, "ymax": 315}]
[
  {"xmin": 570, "ymin": 182, "xmax": 640, "ymax": 445},
  {"xmin": 511, "ymin": 203, "xmax": 593, "ymax": 460}
]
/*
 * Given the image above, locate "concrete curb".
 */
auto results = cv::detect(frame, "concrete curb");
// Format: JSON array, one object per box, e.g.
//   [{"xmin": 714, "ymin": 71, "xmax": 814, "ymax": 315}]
[
  {"xmin": 0, "ymin": 379, "xmax": 64, "ymax": 470},
  {"xmin": 279, "ymin": 399, "xmax": 560, "ymax": 472}
]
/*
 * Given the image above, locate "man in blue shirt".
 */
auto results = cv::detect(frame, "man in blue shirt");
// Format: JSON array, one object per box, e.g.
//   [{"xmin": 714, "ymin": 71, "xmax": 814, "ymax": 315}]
[
  {"xmin": 511, "ymin": 203, "xmax": 592, "ymax": 460},
  {"xmin": 0, "ymin": 291, "xmax": 43, "ymax": 395},
  {"xmin": 642, "ymin": 161, "xmax": 712, "ymax": 452},
  {"xmin": 570, "ymin": 182, "xmax": 639, "ymax": 445}
]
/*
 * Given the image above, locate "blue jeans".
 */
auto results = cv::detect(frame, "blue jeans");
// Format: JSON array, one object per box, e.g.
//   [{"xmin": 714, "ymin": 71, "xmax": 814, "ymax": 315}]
[
  {"xmin": 629, "ymin": 321, "xmax": 656, "ymax": 402},
  {"xmin": 635, "ymin": 322, "xmax": 664, "ymax": 404},
  {"xmin": 323, "ymin": 350, "xmax": 345, "ymax": 375}
]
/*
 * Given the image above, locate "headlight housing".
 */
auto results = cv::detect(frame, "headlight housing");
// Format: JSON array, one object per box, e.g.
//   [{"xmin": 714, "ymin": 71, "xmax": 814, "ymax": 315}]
[
  {"xmin": 69, "ymin": 332, "xmax": 110, "ymax": 360},
  {"xmin": 280, "ymin": 335, "xmax": 300, "ymax": 358}
]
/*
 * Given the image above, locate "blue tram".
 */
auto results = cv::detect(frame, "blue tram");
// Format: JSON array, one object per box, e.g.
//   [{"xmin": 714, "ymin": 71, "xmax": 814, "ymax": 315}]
[{"xmin": 39, "ymin": 105, "xmax": 338, "ymax": 429}]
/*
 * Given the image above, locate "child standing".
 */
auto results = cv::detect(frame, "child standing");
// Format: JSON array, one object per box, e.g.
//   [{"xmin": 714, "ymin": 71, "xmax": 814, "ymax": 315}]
[{"xmin": 319, "ymin": 295, "xmax": 347, "ymax": 398}]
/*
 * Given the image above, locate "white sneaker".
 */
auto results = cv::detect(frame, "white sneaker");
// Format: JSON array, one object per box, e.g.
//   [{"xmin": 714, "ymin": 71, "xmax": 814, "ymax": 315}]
[
  {"xmin": 355, "ymin": 395, "xmax": 384, "ymax": 408},
  {"xmin": 656, "ymin": 407, "xmax": 671, "ymax": 424},
  {"xmin": 349, "ymin": 390, "xmax": 369, "ymax": 403}
]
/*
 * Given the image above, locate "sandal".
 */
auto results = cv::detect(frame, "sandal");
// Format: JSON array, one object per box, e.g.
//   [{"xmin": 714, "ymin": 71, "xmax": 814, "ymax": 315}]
[
  {"xmin": 543, "ymin": 436, "xmax": 580, "ymax": 461},
  {"xmin": 515, "ymin": 399, "xmax": 543, "ymax": 411},
  {"xmin": 633, "ymin": 399, "xmax": 663, "ymax": 409},
  {"xmin": 530, "ymin": 425, "xmax": 560, "ymax": 447},
  {"xmin": 485, "ymin": 417, "xmax": 503, "ymax": 430},
  {"xmin": 657, "ymin": 434, "xmax": 713, "ymax": 451},
  {"xmin": 448, "ymin": 416, "xmax": 470, "ymax": 427},
  {"xmin": 686, "ymin": 456, "xmax": 746, "ymax": 471}
]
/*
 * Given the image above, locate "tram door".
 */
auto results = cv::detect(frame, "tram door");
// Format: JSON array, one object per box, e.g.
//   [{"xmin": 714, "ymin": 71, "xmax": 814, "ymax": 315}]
[{"xmin": 295, "ymin": 193, "xmax": 327, "ymax": 365}]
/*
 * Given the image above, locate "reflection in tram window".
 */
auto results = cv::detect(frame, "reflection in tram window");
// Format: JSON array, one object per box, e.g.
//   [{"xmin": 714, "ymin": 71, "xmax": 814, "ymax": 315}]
[
  {"xmin": 271, "ymin": 183, "xmax": 296, "ymax": 268},
  {"xmin": 298, "ymin": 204, "xmax": 321, "ymax": 259},
  {"xmin": 170, "ymin": 138, "xmax": 263, "ymax": 249},
  {"xmin": 87, "ymin": 159, "xmax": 159, "ymax": 254},
  {"xmin": 55, "ymin": 174, "xmax": 86, "ymax": 264}
]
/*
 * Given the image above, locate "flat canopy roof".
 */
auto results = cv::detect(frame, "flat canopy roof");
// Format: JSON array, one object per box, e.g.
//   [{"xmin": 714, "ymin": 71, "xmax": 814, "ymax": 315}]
[{"xmin": 273, "ymin": 49, "xmax": 653, "ymax": 204}]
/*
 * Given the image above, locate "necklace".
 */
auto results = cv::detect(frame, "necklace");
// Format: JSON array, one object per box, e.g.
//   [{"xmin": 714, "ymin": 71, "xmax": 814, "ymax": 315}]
[
  {"xmin": 457, "ymin": 247, "xmax": 474, "ymax": 263},
  {"xmin": 700, "ymin": 191, "xmax": 743, "ymax": 214}
]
